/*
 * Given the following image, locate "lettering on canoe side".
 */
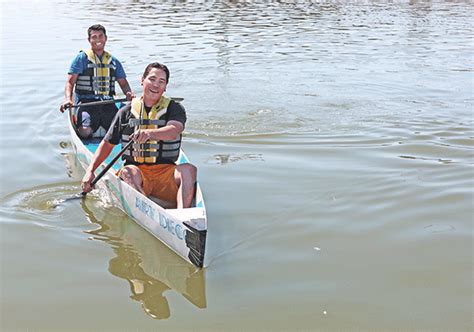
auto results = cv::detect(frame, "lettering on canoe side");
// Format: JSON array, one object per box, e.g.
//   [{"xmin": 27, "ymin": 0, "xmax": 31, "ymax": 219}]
[
  {"xmin": 135, "ymin": 197, "xmax": 155, "ymax": 220},
  {"xmin": 135, "ymin": 197, "xmax": 184, "ymax": 240},
  {"xmin": 159, "ymin": 214, "xmax": 185, "ymax": 240}
]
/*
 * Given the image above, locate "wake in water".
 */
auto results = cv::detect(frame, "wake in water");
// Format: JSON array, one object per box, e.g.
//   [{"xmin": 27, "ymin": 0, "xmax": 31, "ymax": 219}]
[
  {"xmin": 0, "ymin": 183, "xmax": 111, "ymax": 230},
  {"xmin": 0, "ymin": 183, "xmax": 82, "ymax": 212}
]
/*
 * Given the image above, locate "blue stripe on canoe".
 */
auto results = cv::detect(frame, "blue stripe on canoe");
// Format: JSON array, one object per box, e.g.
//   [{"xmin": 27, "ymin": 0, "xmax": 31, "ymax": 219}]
[
  {"xmin": 177, "ymin": 154, "xmax": 188, "ymax": 164},
  {"xmin": 84, "ymin": 140, "xmax": 124, "ymax": 171},
  {"xmin": 195, "ymin": 200, "xmax": 204, "ymax": 208}
]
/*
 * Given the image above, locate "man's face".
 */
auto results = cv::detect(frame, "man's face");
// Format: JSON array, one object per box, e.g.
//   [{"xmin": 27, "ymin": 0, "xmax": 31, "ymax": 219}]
[
  {"xmin": 142, "ymin": 68, "xmax": 168, "ymax": 101},
  {"xmin": 88, "ymin": 30, "xmax": 107, "ymax": 52}
]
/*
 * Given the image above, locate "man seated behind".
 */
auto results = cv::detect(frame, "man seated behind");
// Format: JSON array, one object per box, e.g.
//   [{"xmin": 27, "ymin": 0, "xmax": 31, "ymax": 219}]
[
  {"xmin": 60, "ymin": 24, "xmax": 134, "ymax": 138},
  {"xmin": 81, "ymin": 62, "xmax": 196, "ymax": 209}
]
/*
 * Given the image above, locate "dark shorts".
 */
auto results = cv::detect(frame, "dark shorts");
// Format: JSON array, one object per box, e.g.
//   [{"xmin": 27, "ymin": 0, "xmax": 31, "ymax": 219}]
[{"xmin": 77, "ymin": 103, "xmax": 118, "ymax": 132}]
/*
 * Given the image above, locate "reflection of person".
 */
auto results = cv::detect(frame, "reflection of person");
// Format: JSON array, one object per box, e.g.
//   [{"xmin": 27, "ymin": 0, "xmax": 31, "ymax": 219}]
[
  {"xmin": 108, "ymin": 251, "xmax": 171, "ymax": 320},
  {"xmin": 80, "ymin": 199, "xmax": 206, "ymax": 320},
  {"xmin": 130, "ymin": 279, "xmax": 171, "ymax": 320},
  {"xmin": 81, "ymin": 62, "xmax": 197, "ymax": 208},
  {"xmin": 59, "ymin": 24, "xmax": 134, "ymax": 138}
]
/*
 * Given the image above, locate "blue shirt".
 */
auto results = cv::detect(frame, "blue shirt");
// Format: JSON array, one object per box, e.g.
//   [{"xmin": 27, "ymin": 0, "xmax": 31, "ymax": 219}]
[{"xmin": 68, "ymin": 51, "xmax": 127, "ymax": 101}]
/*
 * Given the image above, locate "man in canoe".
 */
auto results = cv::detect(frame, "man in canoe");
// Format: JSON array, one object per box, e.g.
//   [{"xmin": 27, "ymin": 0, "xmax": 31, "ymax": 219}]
[
  {"xmin": 81, "ymin": 62, "xmax": 196, "ymax": 209},
  {"xmin": 59, "ymin": 24, "xmax": 134, "ymax": 138}
]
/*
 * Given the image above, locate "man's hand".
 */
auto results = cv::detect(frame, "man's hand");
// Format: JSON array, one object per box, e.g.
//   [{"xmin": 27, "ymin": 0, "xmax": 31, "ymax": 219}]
[
  {"xmin": 131, "ymin": 129, "xmax": 152, "ymax": 143},
  {"xmin": 60, "ymin": 99, "xmax": 73, "ymax": 113},
  {"xmin": 81, "ymin": 170, "xmax": 96, "ymax": 193},
  {"xmin": 125, "ymin": 91, "xmax": 135, "ymax": 101}
]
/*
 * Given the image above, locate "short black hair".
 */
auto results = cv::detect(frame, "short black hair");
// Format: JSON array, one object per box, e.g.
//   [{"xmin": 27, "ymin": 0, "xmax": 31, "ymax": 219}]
[
  {"xmin": 88, "ymin": 24, "xmax": 107, "ymax": 38},
  {"xmin": 142, "ymin": 62, "xmax": 170, "ymax": 83}
]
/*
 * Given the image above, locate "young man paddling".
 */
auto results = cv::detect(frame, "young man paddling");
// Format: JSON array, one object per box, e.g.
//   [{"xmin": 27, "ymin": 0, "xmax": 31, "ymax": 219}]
[
  {"xmin": 59, "ymin": 24, "xmax": 134, "ymax": 138},
  {"xmin": 81, "ymin": 62, "xmax": 196, "ymax": 209}
]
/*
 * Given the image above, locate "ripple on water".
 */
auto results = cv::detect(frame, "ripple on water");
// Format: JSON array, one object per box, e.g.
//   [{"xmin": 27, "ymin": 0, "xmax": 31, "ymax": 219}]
[
  {"xmin": 206, "ymin": 153, "xmax": 264, "ymax": 165},
  {"xmin": 0, "ymin": 183, "xmax": 97, "ymax": 228}
]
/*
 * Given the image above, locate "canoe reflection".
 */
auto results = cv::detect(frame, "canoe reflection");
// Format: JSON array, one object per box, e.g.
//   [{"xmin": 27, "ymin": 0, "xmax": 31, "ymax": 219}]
[{"xmin": 80, "ymin": 199, "xmax": 207, "ymax": 319}]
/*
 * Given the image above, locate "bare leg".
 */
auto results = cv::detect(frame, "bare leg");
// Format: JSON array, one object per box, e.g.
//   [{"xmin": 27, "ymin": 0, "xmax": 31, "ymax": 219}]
[
  {"xmin": 77, "ymin": 111, "xmax": 93, "ymax": 138},
  {"xmin": 174, "ymin": 163, "xmax": 197, "ymax": 209},
  {"xmin": 119, "ymin": 165, "xmax": 146, "ymax": 195},
  {"xmin": 77, "ymin": 126, "xmax": 93, "ymax": 138},
  {"xmin": 149, "ymin": 196, "xmax": 176, "ymax": 209}
]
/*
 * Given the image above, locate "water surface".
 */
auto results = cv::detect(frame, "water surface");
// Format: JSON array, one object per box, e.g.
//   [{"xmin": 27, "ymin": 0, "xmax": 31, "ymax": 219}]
[{"xmin": 1, "ymin": 1, "xmax": 473, "ymax": 330}]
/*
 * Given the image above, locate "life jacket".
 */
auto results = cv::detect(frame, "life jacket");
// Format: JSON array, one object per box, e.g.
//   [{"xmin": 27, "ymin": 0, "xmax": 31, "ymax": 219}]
[
  {"xmin": 75, "ymin": 49, "xmax": 116, "ymax": 96},
  {"xmin": 122, "ymin": 96, "xmax": 182, "ymax": 164}
]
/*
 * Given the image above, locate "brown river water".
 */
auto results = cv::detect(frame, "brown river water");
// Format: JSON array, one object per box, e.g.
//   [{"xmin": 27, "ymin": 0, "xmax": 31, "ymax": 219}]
[{"xmin": 0, "ymin": 1, "xmax": 472, "ymax": 331}]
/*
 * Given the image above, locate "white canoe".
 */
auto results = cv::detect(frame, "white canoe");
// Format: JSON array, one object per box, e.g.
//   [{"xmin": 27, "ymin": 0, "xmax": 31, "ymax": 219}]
[{"xmin": 67, "ymin": 106, "xmax": 207, "ymax": 268}]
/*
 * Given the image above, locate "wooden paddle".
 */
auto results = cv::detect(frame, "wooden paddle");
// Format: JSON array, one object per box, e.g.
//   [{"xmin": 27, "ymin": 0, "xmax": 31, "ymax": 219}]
[{"xmin": 62, "ymin": 139, "xmax": 134, "ymax": 202}]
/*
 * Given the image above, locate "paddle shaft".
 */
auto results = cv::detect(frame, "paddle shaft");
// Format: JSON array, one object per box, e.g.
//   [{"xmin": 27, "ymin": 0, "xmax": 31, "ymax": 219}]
[
  {"xmin": 81, "ymin": 139, "xmax": 134, "ymax": 196},
  {"xmin": 67, "ymin": 97, "xmax": 183, "ymax": 110},
  {"xmin": 69, "ymin": 98, "xmax": 128, "ymax": 109}
]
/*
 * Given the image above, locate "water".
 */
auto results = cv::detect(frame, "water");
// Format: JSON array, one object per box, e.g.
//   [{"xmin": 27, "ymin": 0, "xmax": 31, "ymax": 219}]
[{"xmin": 1, "ymin": 0, "xmax": 473, "ymax": 330}]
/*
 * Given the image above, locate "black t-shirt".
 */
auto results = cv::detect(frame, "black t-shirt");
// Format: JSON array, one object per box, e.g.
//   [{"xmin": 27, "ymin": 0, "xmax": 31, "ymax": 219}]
[{"xmin": 104, "ymin": 100, "xmax": 187, "ymax": 145}]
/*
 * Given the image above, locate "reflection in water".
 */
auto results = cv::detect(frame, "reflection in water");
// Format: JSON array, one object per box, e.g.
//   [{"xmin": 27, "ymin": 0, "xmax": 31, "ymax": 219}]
[
  {"xmin": 1, "ymin": 150, "xmax": 207, "ymax": 320},
  {"xmin": 81, "ymin": 199, "xmax": 206, "ymax": 319},
  {"xmin": 60, "ymin": 150, "xmax": 206, "ymax": 319},
  {"xmin": 399, "ymin": 155, "xmax": 454, "ymax": 164},
  {"xmin": 207, "ymin": 153, "xmax": 264, "ymax": 165}
]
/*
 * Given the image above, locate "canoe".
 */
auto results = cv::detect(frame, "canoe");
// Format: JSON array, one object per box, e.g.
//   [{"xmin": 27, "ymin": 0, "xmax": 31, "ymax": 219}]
[{"xmin": 67, "ymin": 102, "xmax": 207, "ymax": 268}]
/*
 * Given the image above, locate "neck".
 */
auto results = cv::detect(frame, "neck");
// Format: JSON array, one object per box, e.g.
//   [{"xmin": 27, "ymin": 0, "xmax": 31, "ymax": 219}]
[
  {"xmin": 143, "ymin": 95, "xmax": 161, "ymax": 108},
  {"xmin": 93, "ymin": 49, "xmax": 104, "ymax": 57}
]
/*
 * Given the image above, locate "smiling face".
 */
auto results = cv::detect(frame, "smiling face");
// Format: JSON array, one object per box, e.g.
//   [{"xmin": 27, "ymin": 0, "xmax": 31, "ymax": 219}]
[
  {"xmin": 141, "ymin": 67, "xmax": 168, "ymax": 107},
  {"xmin": 88, "ymin": 29, "xmax": 107, "ymax": 55}
]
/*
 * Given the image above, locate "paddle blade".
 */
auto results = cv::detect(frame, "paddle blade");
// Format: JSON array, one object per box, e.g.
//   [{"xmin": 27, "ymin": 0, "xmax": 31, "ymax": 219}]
[{"xmin": 57, "ymin": 192, "xmax": 86, "ymax": 204}]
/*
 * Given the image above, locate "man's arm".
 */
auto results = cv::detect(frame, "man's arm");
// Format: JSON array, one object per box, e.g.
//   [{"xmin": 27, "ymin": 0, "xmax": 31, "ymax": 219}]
[
  {"xmin": 117, "ymin": 78, "xmax": 135, "ymax": 101},
  {"xmin": 132, "ymin": 120, "xmax": 184, "ymax": 143},
  {"xmin": 60, "ymin": 73, "xmax": 78, "ymax": 113},
  {"xmin": 81, "ymin": 140, "xmax": 115, "ymax": 193}
]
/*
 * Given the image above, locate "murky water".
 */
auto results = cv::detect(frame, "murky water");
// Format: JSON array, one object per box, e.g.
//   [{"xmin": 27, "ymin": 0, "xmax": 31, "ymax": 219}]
[{"xmin": 1, "ymin": 0, "xmax": 473, "ymax": 330}]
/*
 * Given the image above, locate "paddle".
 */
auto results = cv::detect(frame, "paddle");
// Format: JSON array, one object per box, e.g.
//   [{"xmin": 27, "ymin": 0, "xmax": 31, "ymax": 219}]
[
  {"xmin": 62, "ymin": 139, "xmax": 134, "ymax": 202},
  {"xmin": 67, "ymin": 97, "xmax": 128, "ymax": 109},
  {"xmin": 65, "ymin": 97, "xmax": 183, "ymax": 110}
]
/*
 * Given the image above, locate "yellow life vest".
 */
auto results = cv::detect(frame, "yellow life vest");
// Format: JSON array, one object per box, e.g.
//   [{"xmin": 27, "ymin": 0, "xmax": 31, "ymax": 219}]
[
  {"xmin": 75, "ymin": 49, "xmax": 116, "ymax": 96},
  {"xmin": 128, "ymin": 96, "xmax": 174, "ymax": 164}
]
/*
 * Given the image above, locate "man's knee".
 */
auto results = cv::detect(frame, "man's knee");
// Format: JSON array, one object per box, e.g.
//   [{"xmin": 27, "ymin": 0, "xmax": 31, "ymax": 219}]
[
  {"xmin": 119, "ymin": 165, "xmax": 140, "ymax": 182},
  {"xmin": 119, "ymin": 165, "xmax": 145, "ymax": 195},
  {"xmin": 178, "ymin": 163, "xmax": 197, "ymax": 180},
  {"xmin": 77, "ymin": 126, "xmax": 93, "ymax": 138}
]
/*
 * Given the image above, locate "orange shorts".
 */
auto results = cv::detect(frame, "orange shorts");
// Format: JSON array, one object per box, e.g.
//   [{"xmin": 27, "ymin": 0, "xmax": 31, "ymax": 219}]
[{"xmin": 136, "ymin": 164, "xmax": 178, "ymax": 202}]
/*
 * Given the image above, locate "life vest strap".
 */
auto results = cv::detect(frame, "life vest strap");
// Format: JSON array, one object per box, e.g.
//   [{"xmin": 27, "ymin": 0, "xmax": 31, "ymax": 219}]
[
  {"xmin": 161, "ymin": 150, "xmax": 180, "ymax": 158},
  {"xmin": 124, "ymin": 150, "xmax": 160, "ymax": 158},
  {"xmin": 87, "ymin": 63, "xmax": 116, "ymax": 70},
  {"xmin": 131, "ymin": 142, "xmax": 161, "ymax": 150},
  {"xmin": 128, "ymin": 118, "xmax": 166, "ymax": 127},
  {"xmin": 76, "ymin": 49, "xmax": 116, "ymax": 97},
  {"xmin": 123, "ymin": 96, "xmax": 180, "ymax": 164}
]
